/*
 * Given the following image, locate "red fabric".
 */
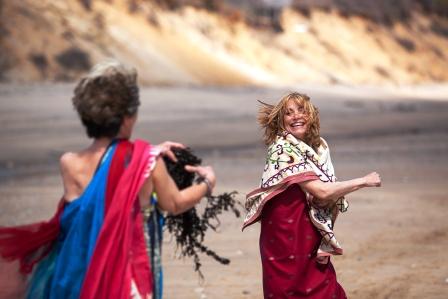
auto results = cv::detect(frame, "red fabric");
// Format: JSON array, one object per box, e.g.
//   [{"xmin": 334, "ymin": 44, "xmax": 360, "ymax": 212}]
[
  {"xmin": 108, "ymin": 141, "xmax": 152, "ymax": 296},
  {"xmin": 80, "ymin": 140, "xmax": 153, "ymax": 299},
  {"xmin": 243, "ymin": 172, "xmax": 319, "ymax": 230},
  {"xmin": 0, "ymin": 200, "xmax": 65, "ymax": 274},
  {"xmin": 130, "ymin": 201, "xmax": 153, "ymax": 296},
  {"xmin": 105, "ymin": 140, "xmax": 134, "ymax": 213},
  {"xmin": 260, "ymin": 185, "xmax": 346, "ymax": 299}
]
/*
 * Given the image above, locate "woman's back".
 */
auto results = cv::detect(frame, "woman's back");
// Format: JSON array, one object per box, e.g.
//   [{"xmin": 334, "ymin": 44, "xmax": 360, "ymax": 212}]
[
  {"xmin": 0, "ymin": 61, "xmax": 217, "ymax": 299},
  {"xmin": 60, "ymin": 143, "xmax": 110, "ymax": 203}
]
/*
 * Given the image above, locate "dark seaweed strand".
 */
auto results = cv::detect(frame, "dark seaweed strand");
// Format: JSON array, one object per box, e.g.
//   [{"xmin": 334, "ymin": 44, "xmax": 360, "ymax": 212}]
[{"xmin": 163, "ymin": 148, "xmax": 242, "ymax": 278}]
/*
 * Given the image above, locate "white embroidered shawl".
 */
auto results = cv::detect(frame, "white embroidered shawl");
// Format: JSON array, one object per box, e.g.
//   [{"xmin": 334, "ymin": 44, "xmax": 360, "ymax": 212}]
[{"xmin": 243, "ymin": 133, "xmax": 349, "ymax": 263}]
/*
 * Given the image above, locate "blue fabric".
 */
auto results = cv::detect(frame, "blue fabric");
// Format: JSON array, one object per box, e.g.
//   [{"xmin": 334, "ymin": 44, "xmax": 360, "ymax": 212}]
[
  {"xmin": 26, "ymin": 247, "xmax": 58, "ymax": 299},
  {"xmin": 50, "ymin": 143, "xmax": 117, "ymax": 299},
  {"xmin": 27, "ymin": 143, "xmax": 117, "ymax": 299},
  {"xmin": 146, "ymin": 194, "xmax": 165, "ymax": 299}
]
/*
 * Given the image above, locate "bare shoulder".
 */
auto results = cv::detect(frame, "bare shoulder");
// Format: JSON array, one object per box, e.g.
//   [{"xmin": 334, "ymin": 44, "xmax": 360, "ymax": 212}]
[
  {"xmin": 60, "ymin": 151, "xmax": 77, "ymax": 164},
  {"xmin": 59, "ymin": 152, "xmax": 79, "ymax": 174},
  {"xmin": 59, "ymin": 152, "xmax": 80, "ymax": 200},
  {"xmin": 59, "ymin": 151, "xmax": 87, "ymax": 184}
]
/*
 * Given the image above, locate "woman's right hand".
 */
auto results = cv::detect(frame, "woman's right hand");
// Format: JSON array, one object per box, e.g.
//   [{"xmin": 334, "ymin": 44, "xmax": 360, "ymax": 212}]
[
  {"xmin": 363, "ymin": 172, "xmax": 381, "ymax": 187},
  {"xmin": 185, "ymin": 165, "xmax": 217, "ymax": 189},
  {"xmin": 146, "ymin": 160, "xmax": 217, "ymax": 215}
]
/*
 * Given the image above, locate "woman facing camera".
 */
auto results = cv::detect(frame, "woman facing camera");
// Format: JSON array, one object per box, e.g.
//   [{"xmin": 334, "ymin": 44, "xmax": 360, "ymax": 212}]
[
  {"xmin": 0, "ymin": 61, "xmax": 216, "ymax": 299},
  {"xmin": 243, "ymin": 92, "xmax": 381, "ymax": 298}
]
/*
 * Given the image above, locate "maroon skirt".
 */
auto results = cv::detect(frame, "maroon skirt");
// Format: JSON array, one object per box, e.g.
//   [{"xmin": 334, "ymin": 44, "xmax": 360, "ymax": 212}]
[{"xmin": 259, "ymin": 185, "xmax": 347, "ymax": 298}]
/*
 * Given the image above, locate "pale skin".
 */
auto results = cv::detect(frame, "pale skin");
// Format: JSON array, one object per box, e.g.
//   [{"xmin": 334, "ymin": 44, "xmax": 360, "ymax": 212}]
[
  {"xmin": 60, "ymin": 114, "xmax": 216, "ymax": 215},
  {"xmin": 283, "ymin": 100, "xmax": 381, "ymax": 204}
]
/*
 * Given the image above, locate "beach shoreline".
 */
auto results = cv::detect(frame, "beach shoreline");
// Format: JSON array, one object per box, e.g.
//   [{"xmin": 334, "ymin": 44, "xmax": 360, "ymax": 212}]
[{"xmin": 0, "ymin": 84, "xmax": 447, "ymax": 298}]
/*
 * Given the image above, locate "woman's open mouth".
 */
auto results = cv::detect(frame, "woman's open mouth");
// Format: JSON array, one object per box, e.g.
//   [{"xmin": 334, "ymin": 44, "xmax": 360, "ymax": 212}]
[{"xmin": 291, "ymin": 121, "xmax": 305, "ymax": 127}]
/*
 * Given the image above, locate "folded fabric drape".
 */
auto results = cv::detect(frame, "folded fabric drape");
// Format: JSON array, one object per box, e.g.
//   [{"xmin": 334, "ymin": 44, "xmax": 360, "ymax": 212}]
[
  {"xmin": 244, "ymin": 133, "xmax": 348, "ymax": 263},
  {"xmin": 0, "ymin": 139, "xmax": 159, "ymax": 299}
]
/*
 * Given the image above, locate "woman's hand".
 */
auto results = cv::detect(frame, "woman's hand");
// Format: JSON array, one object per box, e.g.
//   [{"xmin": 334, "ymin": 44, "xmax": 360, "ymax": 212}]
[
  {"xmin": 185, "ymin": 165, "xmax": 217, "ymax": 189},
  {"xmin": 363, "ymin": 172, "xmax": 381, "ymax": 187},
  {"xmin": 156, "ymin": 141, "xmax": 185, "ymax": 162}
]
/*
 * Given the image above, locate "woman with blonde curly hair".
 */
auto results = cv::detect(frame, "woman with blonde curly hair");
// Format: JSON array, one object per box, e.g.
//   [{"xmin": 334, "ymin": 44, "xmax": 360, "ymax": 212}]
[{"xmin": 243, "ymin": 92, "xmax": 381, "ymax": 298}]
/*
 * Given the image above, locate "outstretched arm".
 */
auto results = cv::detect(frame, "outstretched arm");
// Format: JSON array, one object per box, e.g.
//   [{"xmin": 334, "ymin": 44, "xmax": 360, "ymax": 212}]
[{"xmin": 299, "ymin": 172, "xmax": 381, "ymax": 205}]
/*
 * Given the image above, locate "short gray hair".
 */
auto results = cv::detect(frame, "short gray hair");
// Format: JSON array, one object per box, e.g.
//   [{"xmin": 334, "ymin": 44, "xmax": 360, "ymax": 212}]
[{"xmin": 72, "ymin": 60, "xmax": 140, "ymax": 138}]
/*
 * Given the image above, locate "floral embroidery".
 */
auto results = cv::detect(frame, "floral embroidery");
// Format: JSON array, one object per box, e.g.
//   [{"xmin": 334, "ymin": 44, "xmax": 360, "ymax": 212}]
[{"xmin": 244, "ymin": 134, "xmax": 349, "ymax": 262}]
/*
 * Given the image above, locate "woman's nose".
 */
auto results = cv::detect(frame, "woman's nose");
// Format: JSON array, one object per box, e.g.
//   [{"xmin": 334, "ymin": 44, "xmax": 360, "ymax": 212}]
[{"xmin": 291, "ymin": 112, "xmax": 301, "ymax": 119}]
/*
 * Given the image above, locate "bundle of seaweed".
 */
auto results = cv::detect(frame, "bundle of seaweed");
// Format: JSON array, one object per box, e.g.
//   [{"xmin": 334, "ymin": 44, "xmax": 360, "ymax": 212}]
[{"xmin": 163, "ymin": 148, "xmax": 241, "ymax": 278}]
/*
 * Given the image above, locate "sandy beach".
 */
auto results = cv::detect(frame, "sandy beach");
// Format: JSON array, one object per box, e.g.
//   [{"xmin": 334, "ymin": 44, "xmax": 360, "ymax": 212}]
[{"xmin": 0, "ymin": 83, "xmax": 447, "ymax": 298}]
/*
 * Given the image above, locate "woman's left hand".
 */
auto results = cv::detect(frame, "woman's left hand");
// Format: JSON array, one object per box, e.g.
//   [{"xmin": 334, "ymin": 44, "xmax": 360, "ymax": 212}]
[{"xmin": 157, "ymin": 141, "xmax": 186, "ymax": 162}]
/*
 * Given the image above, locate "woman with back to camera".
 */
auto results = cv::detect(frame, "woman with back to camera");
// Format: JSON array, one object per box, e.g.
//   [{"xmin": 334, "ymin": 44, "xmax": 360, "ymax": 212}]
[
  {"xmin": 243, "ymin": 92, "xmax": 381, "ymax": 298},
  {"xmin": 0, "ymin": 61, "xmax": 216, "ymax": 299}
]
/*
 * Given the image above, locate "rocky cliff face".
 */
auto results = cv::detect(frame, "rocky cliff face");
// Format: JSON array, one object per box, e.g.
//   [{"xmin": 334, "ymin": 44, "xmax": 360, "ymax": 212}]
[{"xmin": 0, "ymin": 0, "xmax": 447, "ymax": 85}]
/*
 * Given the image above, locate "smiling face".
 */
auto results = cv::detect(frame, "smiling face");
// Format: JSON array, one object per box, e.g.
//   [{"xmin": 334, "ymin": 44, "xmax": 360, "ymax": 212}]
[{"xmin": 283, "ymin": 100, "xmax": 309, "ymax": 140}]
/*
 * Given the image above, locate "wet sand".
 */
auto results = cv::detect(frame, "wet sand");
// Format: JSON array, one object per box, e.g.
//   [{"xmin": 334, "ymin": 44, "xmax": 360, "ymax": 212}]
[{"xmin": 0, "ymin": 83, "xmax": 447, "ymax": 298}]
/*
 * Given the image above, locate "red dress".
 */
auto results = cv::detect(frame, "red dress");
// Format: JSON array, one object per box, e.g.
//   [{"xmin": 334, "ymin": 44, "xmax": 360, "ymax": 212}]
[{"xmin": 259, "ymin": 184, "xmax": 347, "ymax": 299}]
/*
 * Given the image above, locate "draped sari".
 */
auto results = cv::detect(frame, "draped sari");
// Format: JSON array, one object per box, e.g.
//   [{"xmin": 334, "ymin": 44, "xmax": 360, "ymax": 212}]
[
  {"xmin": 244, "ymin": 134, "xmax": 348, "ymax": 298},
  {"xmin": 0, "ymin": 139, "xmax": 159, "ymax": 299},
  {"xmin": 244, "ymin": 134, "xmax": 349, "ymax": 262}
]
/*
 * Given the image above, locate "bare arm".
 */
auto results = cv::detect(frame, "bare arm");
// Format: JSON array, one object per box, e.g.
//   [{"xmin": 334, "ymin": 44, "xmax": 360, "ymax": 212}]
[
  {"xmin": 139, "ymin": 157, "xmax": 216, "ymax": 215},
  {"xmin": 299, "ymin": 172, "xmax": 381, "ymax": 204}
]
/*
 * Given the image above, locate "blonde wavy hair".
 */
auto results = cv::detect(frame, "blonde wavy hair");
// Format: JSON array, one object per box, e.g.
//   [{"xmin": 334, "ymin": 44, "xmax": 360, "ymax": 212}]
[{"xmin": 258, "ymin": 92, "xmax": 321, "ymax": 150}]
